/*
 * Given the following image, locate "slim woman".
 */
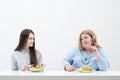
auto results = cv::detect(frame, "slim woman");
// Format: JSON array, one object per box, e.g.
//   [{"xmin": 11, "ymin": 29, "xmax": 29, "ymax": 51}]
[{"xmin": 11, "ymin": 29, "xmax": 43, "ymax": 71}]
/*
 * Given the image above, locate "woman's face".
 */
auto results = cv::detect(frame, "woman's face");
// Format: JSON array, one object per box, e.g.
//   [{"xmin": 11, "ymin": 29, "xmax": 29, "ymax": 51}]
[
  {"xmin": 81, "ymin": 34, "xmax": 92, "ymax": 49},
  {"xmin": 25, "ymin": 33, "xmax": 35, "ymax": 49}
]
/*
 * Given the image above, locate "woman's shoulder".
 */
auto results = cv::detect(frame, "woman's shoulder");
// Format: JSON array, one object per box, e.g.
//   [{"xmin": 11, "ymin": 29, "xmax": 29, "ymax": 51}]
[
  {"xmin": 12, "ymin": 51, "xmax": 20, "ymax": 54},
  {"xmin": 36, "ymin": 49, "xmax": 42, "ymax": 55},
  {"xmin": 98, "ymin": 47, "xmax": 105, "ymax": 51},
  {"xmin": 69, "ymin": 45, "xmax": 81, "ymax": 53},
  {"xmin": 11, "ymin": 50, "xmax": 22, "ymax": 57},
  {"xmin": 98, "ymin": 47, "xmax": 107, "ymax": 55},
  {"xmin": 72, "ymin": 45, "xmax": 79, "ymax": 50}
]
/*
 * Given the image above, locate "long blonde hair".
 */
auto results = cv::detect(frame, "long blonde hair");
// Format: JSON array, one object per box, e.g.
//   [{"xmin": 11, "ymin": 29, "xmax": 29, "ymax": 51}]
[{"xmin": 78, "ymin": 29, "xmax": 100, "ymax": 50}]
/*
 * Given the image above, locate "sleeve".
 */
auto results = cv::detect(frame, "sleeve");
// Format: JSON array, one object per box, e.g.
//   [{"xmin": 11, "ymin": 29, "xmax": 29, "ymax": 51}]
[
  {"xmin": 96, "ymin": 48, "xmax": 110, "ymax": 71},
  {"xmin": 63, "ymin": 47, "xmax": 77, "ymax": 68},
  {"xmin": 36, "ymin": 50, "xmax": 42, "ymax": 65},
  {"xmin": 11, "ymin": 52, "xmax": 18, "ymax": 70}
]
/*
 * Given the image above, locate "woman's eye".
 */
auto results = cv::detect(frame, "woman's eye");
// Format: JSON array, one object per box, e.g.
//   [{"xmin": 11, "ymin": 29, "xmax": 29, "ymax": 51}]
[
  {"xmin": 29, "ymin": 37, "xmax": 34, "ymax": 40},
  {"xmin": 84, "ymin": 37, "xmax": 88, "ymax": 39}
]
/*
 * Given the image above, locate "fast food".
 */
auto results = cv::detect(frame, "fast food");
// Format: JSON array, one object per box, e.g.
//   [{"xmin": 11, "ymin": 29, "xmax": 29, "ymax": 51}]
[{"xmin": 78, "ymin": 66, "xmax": 93, "ymax": 73}]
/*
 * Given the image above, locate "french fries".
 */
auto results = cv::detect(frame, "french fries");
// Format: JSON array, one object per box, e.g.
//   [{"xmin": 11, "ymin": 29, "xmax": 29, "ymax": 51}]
[
  {"xmin": 78, "ymin": 66, "xmax": 93, "ymax": 73},
  {"xmin": 29, "ymin": 65, "xmax": 45, "ymax": 72}
]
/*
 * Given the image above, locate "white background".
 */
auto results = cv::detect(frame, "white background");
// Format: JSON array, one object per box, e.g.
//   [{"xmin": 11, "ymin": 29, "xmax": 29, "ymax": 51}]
[{"xmin": 0, "ymin": 0, "xmax": 120, "ymax": 71}]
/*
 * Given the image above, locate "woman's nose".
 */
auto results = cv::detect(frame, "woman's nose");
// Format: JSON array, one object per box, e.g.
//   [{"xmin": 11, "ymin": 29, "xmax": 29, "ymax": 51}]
[
  {"xmin": 83, "ymin": 40, "xmax": 87, "ymax": 43},
  {"xmin": 32, "ymin": 39, "xmax": 34, "ymax": 42}
]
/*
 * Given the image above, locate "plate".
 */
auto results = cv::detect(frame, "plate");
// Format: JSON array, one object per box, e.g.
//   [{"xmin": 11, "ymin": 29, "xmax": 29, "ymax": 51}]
[
  {"xmin": 77, "ymin": 66, "xmax": 93, "ymax": 73},
  {"xmin": 29, "ymin": 65, "xmax": 45, "ymax": 72}
]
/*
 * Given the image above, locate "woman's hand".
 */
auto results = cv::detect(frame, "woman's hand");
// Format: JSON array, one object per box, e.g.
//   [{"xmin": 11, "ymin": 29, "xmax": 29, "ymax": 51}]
[
  {"xmin": 20, "ymin": 64, "xmax": 28, "ymax": 71},
  {"xmin": 90, "ymin": 46, "xmax": 98, "ymax": 53},
  {"xmin": 86, "ymin": 45, "xmax": 101, "ymax": 61},
  {"xmin": 41, "ymin": 63, "xmax": 46, "ymax": 67},
  {"xmin": 90, "ymin": 46, "xmax": 101, "ymax": 61},
  {"xmin": 65, "ymin": 65, "xmax": 75, "ymax": 72}
]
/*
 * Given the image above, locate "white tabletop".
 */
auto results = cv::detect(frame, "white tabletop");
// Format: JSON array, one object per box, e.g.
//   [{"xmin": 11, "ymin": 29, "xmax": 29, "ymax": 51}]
[
  {"xmin": 0, "ymin": 70, "xmax": 120, "ymax": 80},
  {"xmin": 0, "ymin": 70, "xmax": 120, "ymax": 76}
]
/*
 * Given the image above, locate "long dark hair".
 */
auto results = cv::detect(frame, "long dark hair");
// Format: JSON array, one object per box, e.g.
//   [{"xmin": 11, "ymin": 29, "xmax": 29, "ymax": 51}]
[{"xmin": 15, "ymin": 29, "xmax": 37, "ymax": 65}]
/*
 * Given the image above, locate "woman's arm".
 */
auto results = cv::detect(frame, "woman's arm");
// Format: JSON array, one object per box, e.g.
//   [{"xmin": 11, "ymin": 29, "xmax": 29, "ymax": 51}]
[
  {"xmin": 96, "ymin": 48, "xmax": 110, "ymax": 71},
  {"xmin": 36, "ymin": 50, "xmax": 42, "ymax": 65},
  {"xmin": 11, "ymin": 52, "xmax": 18, "ymax": 70},
  {"xmin": 63, "ymin": 46, "xmax": 78, "ymax": 71},
  {"xmin": 63, "ymin": 48, "xmax": 76, "ymax": 67}
]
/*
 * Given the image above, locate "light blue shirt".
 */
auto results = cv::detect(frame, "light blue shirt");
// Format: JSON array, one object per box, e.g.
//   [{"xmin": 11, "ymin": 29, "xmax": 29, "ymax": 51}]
[
  {"xmin": 11, "ymin": 49, "xmax": 42, "ymax": 70},
  {"xmin": 63, "ymin": 46, "xmax": 110, "ymax": 71}
]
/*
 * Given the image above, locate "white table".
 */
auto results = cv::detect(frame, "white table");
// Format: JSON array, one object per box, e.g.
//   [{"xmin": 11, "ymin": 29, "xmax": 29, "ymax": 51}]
[{"xmin": 0, "ymin": 70, "xmax": 120, "ymax": 80}]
